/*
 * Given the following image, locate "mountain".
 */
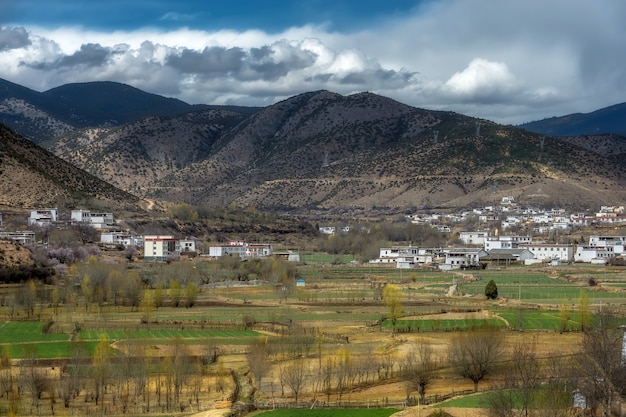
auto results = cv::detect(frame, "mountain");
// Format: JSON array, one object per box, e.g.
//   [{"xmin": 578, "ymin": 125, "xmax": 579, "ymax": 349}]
[
  {"xmin": 0, "ymin": 78, "xmax": 201, "ymax": 143},
  {"xmin": 520, "ymin": 102, "xmax": 626, "ymax": 137},
  {"xmin": 3, "ymin": 78, "xmax": 626, "ymax": 211},
  {"xmin": 47, "ymin": 90, "xmax": 626, "ymax": 211},
  {"xmin": 0, "ymin": 124, "xmax": 140, "ymax": 208}
]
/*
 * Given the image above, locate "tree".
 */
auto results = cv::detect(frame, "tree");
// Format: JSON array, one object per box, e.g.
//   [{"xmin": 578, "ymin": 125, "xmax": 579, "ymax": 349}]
[
  {"xmin": 184, "ymin": 282, "xmax": 198, "ymax": 308},
  {"xmin": 383, "ymin": 284, "xmax": 402, "ymax": 333},
  {"xmin": 283, "ymin": 359, "xmax": 307, "ymax": 403},
  {"xmin": 558, "ymin": 300, "xmax": 570, "ymax": 333},
  {"xmin": 577, "ymin": 314, "xmax": 624, "ymax": 417},
  {"xmin": 247, "ymin": 338, "xmax": 271, "ymax": 394},
  {"xmin": 404, "ymin": 338, "xmax": 435, "ymax": 403},
  {"xmin": 578, "ymin": 290, "xmax": 591, "ymax": 331},
  {"xmin": 485, "ymin": 280, "xmax": 498, "ymax": 300},
  {"xmin": 449, "ymin": 327, "xmax": 504, "ymax": 392}
]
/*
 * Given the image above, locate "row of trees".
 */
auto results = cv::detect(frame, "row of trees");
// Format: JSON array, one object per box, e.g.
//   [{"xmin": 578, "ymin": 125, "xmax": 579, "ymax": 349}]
[{"xmin": 0, "ymin": 338, "xmax": 223, "ymax": 416}]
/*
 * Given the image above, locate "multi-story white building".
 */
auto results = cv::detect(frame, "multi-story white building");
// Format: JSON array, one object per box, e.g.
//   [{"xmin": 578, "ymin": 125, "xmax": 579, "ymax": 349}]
[
  {"xmin": 143, "ymin": 235, "xmax": 180, "ymax": 261},
  {"xmin": 71, "ymin": 210, "xmax": 114, "ymax": 229},
  {"xmin": 439, "ymin": 248, "xmax": 486, "ymax": 270},
  {"xmin": 0, "ymin": 231, "xmax": 36, "ymax": 245},
  {"xmin": 519, "ymin": 243, "xmax": 574, "ymax": 262},
  {"xmin": 100, "ymin": 231, "xmax": 143, "ymax": 247},
  {"xmin": 484, "ymin": 235, "xmax": 532, "ymax": 250},
  {"xmin": 209, "ymin": 241, "xmax": 272, "ymax": 258},
  {"xmin": 459, "ymin": 231, "xmax": 489, "ymax": 246},
  {"xmin": 28, "ymin": 208, "xmax": 58, "ymax": 227},
  {"xmin": 575, "ymin": 246, "xmax": 614, "ymax": 264},
  {"xmin": 588, "ymin": 235, "xmax": 625, "ymax": 255}
]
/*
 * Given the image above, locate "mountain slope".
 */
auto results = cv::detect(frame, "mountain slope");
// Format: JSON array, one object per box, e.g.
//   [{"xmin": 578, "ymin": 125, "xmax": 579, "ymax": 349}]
[
  {"xmin": 44, "ymin": 108, "xmax": 250, "ymax": 196},
  {"xmin": 151, "ymin": 91, "xmax": 626, "ymax": 210},
  {"xmin": 520, "ymin": 102, "xmax": 626, "ymax": 136},
  {"xmin": 0, "ymin": 124, "xmax": 140, "ymax": 208}
]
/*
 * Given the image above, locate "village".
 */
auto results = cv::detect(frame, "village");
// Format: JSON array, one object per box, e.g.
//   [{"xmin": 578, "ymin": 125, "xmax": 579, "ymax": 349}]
[{"xmin": 1, "ymin": 196, "xmax": 625, "ymax": 269}]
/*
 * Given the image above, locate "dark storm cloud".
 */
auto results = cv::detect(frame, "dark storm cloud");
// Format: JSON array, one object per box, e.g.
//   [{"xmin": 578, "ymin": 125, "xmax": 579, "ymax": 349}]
[
  {"xmin": 166, "ymin": 41, "xmax": 316, "ymax": 82},
  {"xmin": 25, "ymin": 43, "xmax": 111, "ymax": 70},
  {"xmin": 339, "ymin": 68, "xmax": 415, "ymax": 87},
  {"xmin": 247, "ymin": 42, "xmax": 316, "ymax": 81},
  {"xmin": 166, "ymin": 46, "xmax": 246, "ymax": 74},
  {"xmin": 0, "ymin": 26, "xmax": 31, "ymax": 51}
]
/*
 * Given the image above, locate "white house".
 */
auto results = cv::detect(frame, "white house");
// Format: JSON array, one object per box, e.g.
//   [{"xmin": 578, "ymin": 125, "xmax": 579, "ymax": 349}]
[
  {"xmin": 180, "ymin": 239, "xmax": 196, "ymax": 253},
  {"xmin": 71, "ymin": 210, "xmax": 114, "ymax": 229},
  {"xmin": 484, "ymin": 235, "xmax": 532, "ymax": 251},
  {"xmin": 575, "ymin": 246, "xmax": 614, "ymax": 263},
  {"xmin": 143, "ymin": 235, "xmax": 180, "ymax": 261},
  {"xmin": 519, "ymin": 243, "xmax": 574, "ymax": 263},
  {"xmin": 459, "ymin": 231, "xmax": 489, "ymax": 246},
  {"xmin": 439, "ymin": 248, "xmax": 486, "ymax": 271},
  {"xmin": 28, "ymin": 208, "xmax": 58, "ymax": 227},
  {"xmin": 0, "ymin": 231, "xmax": 36, "ymax": 245},
  {"xmin": 319, "ymin": 226, "xmax": 335, "ymax": 235},
  {"xmin": 209, "ymin": 241, "xmax": 272, "ymax": 259},
  {"xmin": 100, "ymin": 231, "xmax": 143, "ymax": 247},
  {"xmin": 588, "ymin": 235, "xmax": 625, "ymax": 255}
]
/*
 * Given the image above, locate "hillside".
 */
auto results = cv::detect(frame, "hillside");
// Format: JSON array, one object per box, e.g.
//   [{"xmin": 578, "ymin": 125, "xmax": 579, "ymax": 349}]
[
  {"xmin": 520, "ymin": 102, "xmax": 626, "ymax": 137},
  {"xmin": 0, "ymin": 124, "xmax": 140, "ymax": 208},
  {"xmin": 2, "ymin": 78, "xmax": 626, "ymax": 211},
  {"xmin": 150, "ymin": 91, "xmax": 626, "ymax": 210},
  {"xmin": 44, "ymin": 109, "xmax": 249, "ymax": 196}
]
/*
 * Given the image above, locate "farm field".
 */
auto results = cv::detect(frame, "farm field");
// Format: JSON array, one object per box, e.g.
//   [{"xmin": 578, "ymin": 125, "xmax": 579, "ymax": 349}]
[{"xmin": 0, "ymin": 261, "xmax": 625, "ymax": 416}]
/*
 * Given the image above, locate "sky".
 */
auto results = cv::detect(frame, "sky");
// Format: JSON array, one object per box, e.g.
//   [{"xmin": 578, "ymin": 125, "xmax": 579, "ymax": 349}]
[{"xmin": 1, "ymin": 0, "xmax": 625, "ymax": 124}]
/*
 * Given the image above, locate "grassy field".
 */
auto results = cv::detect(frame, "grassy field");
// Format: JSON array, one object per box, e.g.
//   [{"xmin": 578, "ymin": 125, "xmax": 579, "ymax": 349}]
[{"xmin": 0, "ymin": 261, "xmax": 625, "ymax": 417}]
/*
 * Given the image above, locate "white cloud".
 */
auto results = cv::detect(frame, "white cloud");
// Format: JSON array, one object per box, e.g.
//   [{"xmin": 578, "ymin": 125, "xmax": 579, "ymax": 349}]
[{"xmin": 444, "ymin": 58, "xmax": 518, "ymax": 100}]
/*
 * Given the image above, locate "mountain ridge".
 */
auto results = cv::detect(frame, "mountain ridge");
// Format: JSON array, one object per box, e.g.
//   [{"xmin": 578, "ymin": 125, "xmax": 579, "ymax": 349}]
[{"xmin": 1, "ymin": 78, "xmax": 626, "ymax": 211}]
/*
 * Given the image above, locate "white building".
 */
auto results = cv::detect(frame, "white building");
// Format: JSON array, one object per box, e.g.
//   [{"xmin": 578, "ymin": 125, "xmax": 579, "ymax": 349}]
[
  {"xmin": 588, "ymin": 235, "xmax": 625, "ymax": 255},
  {"xmin": 575, "ymin": 246, "xmax": 614, "ymax": 264},
  {"xmin": 100, "ymin": 231, "xmax": 143, "ymax": 247},
  {"xmin": 0, "ymin": 231, "xmax": 36, "ymax": 245},
  {"xmin": 519, "ymin": 243, "xmax": 574, "ymax": 263},
  {"xmin": 28, "ymin": 208, "xmax": 58, "ymax": 227},
  {"xmin": 143, "ymin": 235, "xmax": 180, "ymax": 261},
  {"xmin": 180, "ymin": 239, "xmax": 196, "ymax": 253},
  {"xmin": 484, "ymin": 235, "xmax": 532, "ymax": 251},
  {"xmin": 209, "ymin": 241, "xmax": 272, "ymax": 259},
  {"xmin": 71, "ymin": 210, "xmax": 114, "ymax": 229},
  {"xmin": 459, "ymin": 231, "xmax": 489, "ymax": 246},
  {"xmin": 439, "ymin": 248, "xmax": 486, "ymax": 270}
]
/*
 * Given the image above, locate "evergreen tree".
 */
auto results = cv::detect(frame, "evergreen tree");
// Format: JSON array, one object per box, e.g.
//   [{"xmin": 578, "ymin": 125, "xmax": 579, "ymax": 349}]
[{"xmin": 485, "ymin": 280, "xmax": 498, "ymax": 299}]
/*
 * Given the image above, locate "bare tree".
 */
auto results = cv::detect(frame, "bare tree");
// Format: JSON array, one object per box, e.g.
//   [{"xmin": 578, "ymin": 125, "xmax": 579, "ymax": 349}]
[
  {"xmin": 449, "ymin": 328, "xmax": 504, "ymax": 392},
  {"xmin": 247, "ymin": 338, "xmax": 271, "ymax": 395},
  {"xmin": 485, "ymin": 338, "xmax": 539, "ymax": 417},
  {"xmin": 404, "ymin": 338, "xmax": 436, "ymax": 403},
  {"xmin": 283, "ymin": 359, "xmax": 307, "ymax": 403},
  {"xmin": 577, "ymin": 314, "xmax": 623, "ymax": 417}
]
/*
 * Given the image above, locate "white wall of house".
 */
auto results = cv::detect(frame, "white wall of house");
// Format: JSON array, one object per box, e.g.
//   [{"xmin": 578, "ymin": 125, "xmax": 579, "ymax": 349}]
[
  {"xmin": 575, "ymin": 246, "xmax": 613, "ymax": 263},
  {"xmin": 459, "ymin": 232, "xmax": 489, "ymax": 246},
  {"xmin": 520, "ymin": 244, "xmax": 574, "ymax": 262},
  {"xmin": 28, "ymin": 208, "xmax": 58, "ymax": 227}
]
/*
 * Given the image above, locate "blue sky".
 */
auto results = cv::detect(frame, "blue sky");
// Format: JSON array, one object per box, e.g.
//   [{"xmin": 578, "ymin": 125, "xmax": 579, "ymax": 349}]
[
  {"xmin": 1, "ymin": 0, "xmax": 625, "ymax": 124},
  {"xmin": 3, "ymin": 1, "xmax": 420, "ymax": 32}
]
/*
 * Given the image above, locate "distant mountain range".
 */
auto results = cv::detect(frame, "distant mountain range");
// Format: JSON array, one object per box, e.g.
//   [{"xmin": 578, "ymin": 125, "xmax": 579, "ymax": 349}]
[
  {"xmin": 1, "ymin": 77, "xmax": 625, "ymax": 211},
  {"xmin": 520, "ymin": 102, "xmax": 626, "ymax": 137}
]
